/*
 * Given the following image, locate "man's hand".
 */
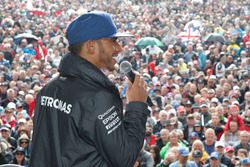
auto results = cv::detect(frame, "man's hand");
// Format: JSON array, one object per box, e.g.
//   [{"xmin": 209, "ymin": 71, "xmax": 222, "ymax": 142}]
[{"xmin": 126, "ymin": 74, "xmax": 148, "ymax": 103}]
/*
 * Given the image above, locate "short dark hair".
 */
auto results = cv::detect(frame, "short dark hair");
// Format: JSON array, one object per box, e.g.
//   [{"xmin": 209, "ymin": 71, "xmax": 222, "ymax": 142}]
[
  {"xmin": 66, "ymin": 32, "xmax": 83, "ymax": 55},
  {"xmin": 68, "ymin": 43, "xmax": 83, "ymax": 55}
]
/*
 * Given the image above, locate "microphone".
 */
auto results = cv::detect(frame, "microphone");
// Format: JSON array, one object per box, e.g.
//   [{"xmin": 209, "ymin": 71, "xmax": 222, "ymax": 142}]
[{"xmin": 119, "ymin": 61, "xmax": 153, "ymax": 106}]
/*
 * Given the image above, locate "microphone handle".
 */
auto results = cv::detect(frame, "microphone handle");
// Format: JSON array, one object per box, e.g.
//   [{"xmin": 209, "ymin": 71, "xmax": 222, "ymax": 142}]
[{"xmin": 126, "ymin": 70, "xmax": 154, "ymax": 107}]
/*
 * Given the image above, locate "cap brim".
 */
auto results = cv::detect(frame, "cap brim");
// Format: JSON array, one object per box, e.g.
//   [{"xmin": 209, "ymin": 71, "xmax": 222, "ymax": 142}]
[
  {"xmin": 113, "ymin": 32, "xmax": 133, "ymax": 37},
  {"xmin": 181, "ymin": 153, "xmax": 189, "ymax": 156}
]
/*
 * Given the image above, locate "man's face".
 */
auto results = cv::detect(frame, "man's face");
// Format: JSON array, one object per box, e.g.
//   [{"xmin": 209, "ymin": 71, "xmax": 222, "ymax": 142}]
[
  {"xmin": 1, "ymin": 129, "xmax": 9, "ymax": 138},
  {"xmin": 210, "ymin": 158, "xmax": 219, "ymax": 167},
  {"xmin": 95, "ymin": 37, "xmax": 122, "ymax": 71},
  {"xmin": 240, "ymin": 133, "xmax": 249, "ymax": 144},
  {"xmin": 215, "ymin": 146, "xmax": 224, "ymax": 155},
  {"xmin": 179, "ymin": 155, "xmax": 188, "ymax": 164}
]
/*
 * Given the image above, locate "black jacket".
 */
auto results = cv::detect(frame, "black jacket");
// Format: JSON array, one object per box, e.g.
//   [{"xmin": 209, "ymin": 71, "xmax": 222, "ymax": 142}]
[{"xmin": 30, "ymin": 53, "xmax": 149, "ymax": 167}]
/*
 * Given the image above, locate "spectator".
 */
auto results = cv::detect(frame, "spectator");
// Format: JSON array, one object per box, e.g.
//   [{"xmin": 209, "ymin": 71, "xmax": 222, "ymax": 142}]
[
  {"xmin": 156, "ymin": 129, "xmax": 169, "ymax": 150},
  {"xmin": 153, "ymin": 110, "xmax": 168, "ymax": 134},
  {"xmin": 145, "ymin": 123, "xmax": 157, "ymax": 151},
  {"xmin": 234, "ymin": 131, "xmax": 250, "ymax": 154},
  {"xmin": 214, "ymin": 141, "xmax": 233, "ymax": 167},
  {"xmin": 204, "ymin": 152, "xmax": 227, "ymax": 167},
  {"xmin": 160, "ymin": 130, "xmax": 187, "ymax": 159},
  {"xmin": 0, "ymin": 125, "xmax": 16, "ymax": 150},
  {"xmin": 9, "ymin": 147, "xmax": 29, "ymax": 165},
  {"xmin": 203, "ymin": 128, "xmax": 216, "ymax": 155},
  {"xmin": 149, "ymin": 145, "xmax": 161, "ymax": 166},
  {"xmin": 224, "ymin": 105, "xmax": 245, "ymax": 131},
  {"xmin": 240, "ymin": 158, "xmax": 250, "ymax": 167},
  {"xmin": 156, "ymin": 152, "xmax": 176, "ymax": 167},
  {"xmin": 220, "ymin": 120, "xmax": 240, "ymax": 146},
  {"xmin": 169, "ymin": 147, "xmax": 197, "ymax": 167},
  {"xmin": 188, "ymin": 139, "xmax": 209, "ymax": 164}
]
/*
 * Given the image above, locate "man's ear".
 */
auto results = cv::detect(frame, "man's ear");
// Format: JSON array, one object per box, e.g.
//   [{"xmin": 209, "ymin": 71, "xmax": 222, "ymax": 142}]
[{"xmin": 85, "ymin": 40, "xmax": 95, "ymax": 54}]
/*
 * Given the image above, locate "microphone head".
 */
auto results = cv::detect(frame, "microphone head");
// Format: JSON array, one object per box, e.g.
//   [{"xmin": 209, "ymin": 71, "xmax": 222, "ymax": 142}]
[{"xmin": 119, "ymin": 61, "xmax": 132, "ymax": 74}]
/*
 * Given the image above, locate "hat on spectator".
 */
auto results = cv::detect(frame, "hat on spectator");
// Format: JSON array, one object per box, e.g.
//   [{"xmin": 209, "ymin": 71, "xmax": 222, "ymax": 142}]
[
  {"xmin": 240, "ymin": 158, "xmax": 250, "ymax": 165},
  {"xmin": 232, "ymin": 100, "xmax": 239, "ymax": 106},
  {"xmin": 0, "ymin": 125, "xmax": 10, "ymax": 131},
  {"xmin": 14, "ymin": 147, "xmax": 25, "ymax": 155},
  {"xmin": 215, "ymin": 141, "xmax": 225, "ymax": 148},
  {"xmin": 178, "ymin": 147, "xmax": 189, "ymax": 156},
  {"xmin": 223, "ymin": 98, "xmax": 230, "ymax": 103},
  {"xmin": 190, "ymin": 132, "xmax": 199, "ymax": 138},
  {"xmin": 200, "ymin": 102, "xmax": 208, "ymax": 108},
  {"xmin": 18, "ymin": 91, "xmax": 25, "ymax": 96},
  {"xmin": 16, "ymin": 102, "xmax": 23, "ymax": 108},
  {"xmin": 194, "ymin": 121, "xmax": 202, "ymax": 127},
  {"xmin": 233, "ymin": 86, "xmax": 240, "ymax": 91},
  {"xmin": 66, "ymin": 11, "xmax": 133, "ymax": 45},
  {"xmin": 193, "ymin": 150, "xmax": 202, "ymax": 158},
  {"xmin": 6, "ymin": 102, "xmax": 16, "ymax": 110},
  {"xmin": 192, "ymin": 103, "xmax": 200, "ymax": 109},
  {"xmin": 211, "ymin": 98, "xmax": 219, "ymax": 104},
  {"xmin": 163, "ymin": 120, "xmax": 174, "ymax": 126},
  {"xmin": 18, "ymin": 118, "xmax": 27, "ymax": 125},
  {"xmin": 225, "ymin": 146, "xmax": 234, "ymax": 152},
  {"xmin": 185, "ymin": 100, "xmax": 192, "ymax": 106},
  {"xmin": 209, "ymin": 75, "xmax": 216, "ymax": 80},
  {"xmin": 210, "ymin": 152, "xmax": 220, "ymax": 160}
]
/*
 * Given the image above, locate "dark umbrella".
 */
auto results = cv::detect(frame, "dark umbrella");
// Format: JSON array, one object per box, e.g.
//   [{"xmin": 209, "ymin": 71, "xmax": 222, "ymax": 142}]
[
  {"xmin": 204, "ymin": 33, "xmax": 226, "ymax": 43},
  {"xmin": 135, "ymin": 37, "xmax": 164, "ymax": 49}
]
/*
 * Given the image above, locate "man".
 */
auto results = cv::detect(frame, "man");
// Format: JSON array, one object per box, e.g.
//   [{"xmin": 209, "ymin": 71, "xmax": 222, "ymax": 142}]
[
  {"xmin": 157, "ymin": 152, "xmax": 176, "ymax": 167},
  {"xmin": 183, "ymin": 113, "xmax": 195, "ymax": 141},
  {"xmin": 153, "ymin": 110, "xmax": 168, "ymax": 134},
  {"xmin": 204, "ymin": 152, "xmax": 227, "ymax": 167},
  {"xmin": 214, "ymin": 141, "xmax": 233, "ymax": 167},
  {"xmin": 234, "ymin": 131, "xmax": 250, "ymax": 154},
  {"xmin": 30, "ymin": 11, "xmax": 149, "ymax": 167},
  {"xmin": 192, "ymin": 150, "xmax": 204, "ymax": 167},
  {"xmin": 144, "ymin": 123, "xmax": 157, "ymax": 151},
  {"xmin": 156, "ymin": 129, "xmax": 169, "ymax": 149},
  {"xmin": 169, "ymin": 147, "xmax": 197, "ymax": 167},
  {"xmin": 0, "ymin": 124, "xmax": 17, "ymax": 150}
]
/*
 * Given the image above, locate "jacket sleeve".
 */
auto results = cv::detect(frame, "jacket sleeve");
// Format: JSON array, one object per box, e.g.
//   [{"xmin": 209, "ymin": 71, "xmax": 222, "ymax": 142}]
[{"xmin": 93, "ymin": 91, "xmax": 149, "ymax": 167}]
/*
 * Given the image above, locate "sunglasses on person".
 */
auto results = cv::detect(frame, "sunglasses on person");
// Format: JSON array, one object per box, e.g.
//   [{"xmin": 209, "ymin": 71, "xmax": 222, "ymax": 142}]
[
  {"xmin": 20, "ymin": 140, "xmax": 29, "ymax": 144},
  {"xmin": 16, "ymin": 152, "xmax": 24, "ymax": 156}
]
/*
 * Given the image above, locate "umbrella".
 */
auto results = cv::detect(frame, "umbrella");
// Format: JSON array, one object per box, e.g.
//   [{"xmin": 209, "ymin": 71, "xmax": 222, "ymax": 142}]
[
  {"xmin": 14, "ymin": 33, "xmax": 39, "ymax": 44},
  {"xmin": 145, "ymin": 45, "xmax": 163, "ymax": 55},
  {"xmin": 135, "ymin": 37, "xmax": 164, "ymax": 49},
  {"xmin": 184, "ymin": 20, "xmax": 202, "ymax": 31},
  {"xmin": 14, "ymin": 33, "xmax": 39, "ymax": 41},
  {"xmin": 204, "ymin": 33, "xmax": 226, "ymax": 43}
]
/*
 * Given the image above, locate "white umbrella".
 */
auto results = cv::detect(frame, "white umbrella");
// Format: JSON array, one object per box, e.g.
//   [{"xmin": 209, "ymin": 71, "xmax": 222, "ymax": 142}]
[
  {"xmin": 184, "ymin": 20, "xmax": 203, "ymax": 31},
  {"xmin": 14, "ymin": 33, "xmax": 39, "ymax": 41},
  {"xmin": 145, "ymin": 45, "xmax": 164, "ymax": 55}
]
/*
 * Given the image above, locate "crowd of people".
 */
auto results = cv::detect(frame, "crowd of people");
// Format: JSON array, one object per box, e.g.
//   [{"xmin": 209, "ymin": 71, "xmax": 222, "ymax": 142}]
[{"xmin": 0, "ymin": 0, "xmax": 249, "ymax": 166}]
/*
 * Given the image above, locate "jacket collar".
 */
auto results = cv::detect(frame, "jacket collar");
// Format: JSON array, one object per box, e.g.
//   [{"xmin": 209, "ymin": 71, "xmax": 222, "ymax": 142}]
[{"xmin": 58, "ymin": 53, "xmax": 115, "ymax": 90}]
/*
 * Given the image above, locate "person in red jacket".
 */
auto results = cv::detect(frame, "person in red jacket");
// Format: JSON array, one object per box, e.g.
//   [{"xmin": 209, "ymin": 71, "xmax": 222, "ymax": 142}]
[
  {"xmin": 33, "ymin": 40, "xmax": 47, "ymax": 60},
  {"xmin": 144, "ymin": 123, "xmax": 157, "ymax": 151},
  {"xmin": 224, "ymin": 105, "xmax": 245, "ymax": 132},
  {"xmin": 243, "ymin": 30, "xmax": 250, "ymax": 44}
]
